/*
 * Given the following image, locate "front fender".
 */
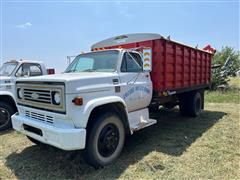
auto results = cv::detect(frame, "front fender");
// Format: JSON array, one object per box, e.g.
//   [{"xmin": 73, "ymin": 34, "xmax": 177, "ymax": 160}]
[{"xmin": 79, "ymin": 96, "xmax": 127, "ymax": 128}]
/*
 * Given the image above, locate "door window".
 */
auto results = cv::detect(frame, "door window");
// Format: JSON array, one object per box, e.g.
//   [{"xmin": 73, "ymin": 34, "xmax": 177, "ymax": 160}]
[
  {"xmin": 16, "ymin": 64, "xmax": 42, "ymax": 77},
  {"xmin": 121, "ymin": 52, "xmax": 143, "ymax": 72}
]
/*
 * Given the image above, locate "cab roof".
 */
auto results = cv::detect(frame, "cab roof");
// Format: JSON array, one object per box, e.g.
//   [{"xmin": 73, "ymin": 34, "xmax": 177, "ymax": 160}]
[{"xmin": 4, "ymin": 59, "xmax": 43, "ymax": 64}]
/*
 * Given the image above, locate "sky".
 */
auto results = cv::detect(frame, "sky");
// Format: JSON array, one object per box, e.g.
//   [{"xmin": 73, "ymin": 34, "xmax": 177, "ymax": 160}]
[{"xmin": 1, "ymin": 0, "xmax": 239, "ymax": 72}]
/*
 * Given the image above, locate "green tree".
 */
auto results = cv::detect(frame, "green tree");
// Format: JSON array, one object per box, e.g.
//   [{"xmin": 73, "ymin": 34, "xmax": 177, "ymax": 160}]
[
  {"xmin": 212, "ymin": 46, "xmax": 240, "ymax": 76},
  {"xmin": 211, "ymin": 46, "xmax": 239, "ymax": 90}
]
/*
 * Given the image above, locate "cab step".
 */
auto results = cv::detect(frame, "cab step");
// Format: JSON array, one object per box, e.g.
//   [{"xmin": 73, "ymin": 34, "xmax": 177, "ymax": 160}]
[{"xmin": 128, "ymin": 108, "xmax": 157, "ymax": 133}]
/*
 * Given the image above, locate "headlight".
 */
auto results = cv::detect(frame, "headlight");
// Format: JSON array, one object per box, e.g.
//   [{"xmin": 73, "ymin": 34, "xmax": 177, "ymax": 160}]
[
  {"xmin": 17, "ymin": 88, "xmax": 24, "ymax": 99},
  {"xmin": 52, "ymin": 91, "xmax": 61, "ymax": 105}
]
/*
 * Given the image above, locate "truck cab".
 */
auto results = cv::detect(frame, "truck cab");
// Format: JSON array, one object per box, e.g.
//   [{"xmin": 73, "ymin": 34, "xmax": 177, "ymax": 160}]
[
  {"xmin": 12, "ymin": 48, "xmax": 156, "ymax": 167},
  {"xmin": 0, "ymin": 60, "xmax": 52, "ymax": 131}
]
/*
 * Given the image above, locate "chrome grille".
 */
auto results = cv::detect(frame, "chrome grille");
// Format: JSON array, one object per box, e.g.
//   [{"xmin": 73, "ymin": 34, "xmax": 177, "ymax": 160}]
[
  {"xmin": 25, "ymin": 110, "xmax": 54, "ymax": 124},
  {"xmin": 23, "ymin": 89, "xmax": 52, "ymax": 104},
  {"xmin": 16, "ymin": 83, "xmax": 65, "ymax": 113}
]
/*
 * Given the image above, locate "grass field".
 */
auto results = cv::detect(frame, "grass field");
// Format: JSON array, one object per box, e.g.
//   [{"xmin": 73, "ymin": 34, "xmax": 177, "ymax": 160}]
[{"xmin": 0, "ymin": 79, "xmax": 239, "ymax": 179}]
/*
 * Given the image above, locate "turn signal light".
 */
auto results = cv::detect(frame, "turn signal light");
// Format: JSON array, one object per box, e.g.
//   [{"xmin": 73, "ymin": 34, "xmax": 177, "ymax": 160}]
[{"xmin": 72, "ymin": 97, "xmax": 83, "ymax": 106}]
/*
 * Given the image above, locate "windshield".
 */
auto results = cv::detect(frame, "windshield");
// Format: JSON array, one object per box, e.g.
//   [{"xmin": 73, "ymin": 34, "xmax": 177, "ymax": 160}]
[
  {"xmin": 0, "ymin": 62, "xmax": 18, "ymax": 76},
  {"xmin": 65, "ymin": 50, "xmax": 119, "ymax": 73}
]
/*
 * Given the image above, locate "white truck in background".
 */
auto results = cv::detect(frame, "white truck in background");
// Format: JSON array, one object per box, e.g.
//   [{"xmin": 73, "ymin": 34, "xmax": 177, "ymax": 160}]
[{"xmin": 0, "ymin": 60, "xmax": 55, "ymax": 131}]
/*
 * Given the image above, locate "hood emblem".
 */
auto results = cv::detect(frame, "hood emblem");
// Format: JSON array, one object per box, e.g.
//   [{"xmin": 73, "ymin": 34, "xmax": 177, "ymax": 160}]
[{"xmin": 31, "ymin": 92, "xmax": 39, "ymax": 99}]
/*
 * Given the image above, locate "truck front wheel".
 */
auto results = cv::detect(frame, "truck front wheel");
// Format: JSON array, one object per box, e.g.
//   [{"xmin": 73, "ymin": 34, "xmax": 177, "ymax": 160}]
[
  {"xmin": 0, "ymin": 102, "xmax": 16, "ymax": 131},
  {"xmin": 84, "ymin": 112, "xmax": 125, "ymax": 168}
]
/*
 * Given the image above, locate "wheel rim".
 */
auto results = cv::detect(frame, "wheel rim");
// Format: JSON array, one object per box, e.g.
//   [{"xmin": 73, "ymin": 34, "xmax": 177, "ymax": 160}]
[
  {"xmin": 0, "ymin": 108, "xmax": 10, "ymax": 128},
  {"xmin": 97, "ymin": 123, "xmax": 120, "ymax": 157}
]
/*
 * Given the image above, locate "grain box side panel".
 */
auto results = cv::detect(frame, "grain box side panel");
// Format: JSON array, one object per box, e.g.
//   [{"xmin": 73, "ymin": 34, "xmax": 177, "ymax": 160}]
[{"xmin": 95, "ymin": 37, "xmax": 213, "ymax": 94}]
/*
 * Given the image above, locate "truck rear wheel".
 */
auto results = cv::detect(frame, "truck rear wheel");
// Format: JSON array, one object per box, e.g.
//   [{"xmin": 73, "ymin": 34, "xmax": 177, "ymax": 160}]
[
  {"xmin": 179, "ymin": 91, "xmax": 202, "ymax": 117},
  {"xmin": 84, "ymin": 112, "xmax": 125, "ymax": 168},
  {"xmin": 0, "ymin": 102, "xmax": 16, "ymax": 131}
]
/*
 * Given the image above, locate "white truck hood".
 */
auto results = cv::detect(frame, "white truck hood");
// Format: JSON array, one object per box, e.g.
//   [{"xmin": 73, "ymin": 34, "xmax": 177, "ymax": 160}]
[
  {"xmin": 0, "ymin": 76, "xmax": 12, "ymax": 81},
  {"xmin": 16, "ymin": 72, "xmax": 119, "ymax": 94}
]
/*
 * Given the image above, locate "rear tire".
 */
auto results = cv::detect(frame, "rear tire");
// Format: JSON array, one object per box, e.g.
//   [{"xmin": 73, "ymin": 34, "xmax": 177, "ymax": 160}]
[
  {"xmin": 0, "ymin": 102, "xmax": 16, "ymax": 131},
  {"xmin": 179, "ymin": 91, "xmax": 203, "ymax": 117},
  {"xmin": 83, "ymin": 112, "xmax": 125, "ymax": 168}
]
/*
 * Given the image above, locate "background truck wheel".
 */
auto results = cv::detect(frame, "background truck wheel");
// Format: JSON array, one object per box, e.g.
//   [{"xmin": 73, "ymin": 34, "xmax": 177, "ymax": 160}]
[
  {"xmin": 0, "ymin": 102, "xmax": 16, "ymax": 131},
  {"xmin": 84, "ymin": 112, "xmax": 125, "ymax": 168},
  {"xmin": 179, "ymin": 91, "xmax": 203, "ymax": 117},
  {"xmin": 26, "ymin": 136, "xmax": 42, "ymax": 145}
]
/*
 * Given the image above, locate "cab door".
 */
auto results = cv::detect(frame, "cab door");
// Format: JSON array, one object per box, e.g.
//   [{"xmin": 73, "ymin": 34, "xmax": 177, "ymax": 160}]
[{"xmin": 119, "ymin": 52, "xmax": 152, "ymax": 112}]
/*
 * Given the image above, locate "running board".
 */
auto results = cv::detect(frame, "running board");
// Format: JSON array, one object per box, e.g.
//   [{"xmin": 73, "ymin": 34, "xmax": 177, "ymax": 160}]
[{"xmin": 128, "ymin": 108, "xmax": 157, "ymax": 133}]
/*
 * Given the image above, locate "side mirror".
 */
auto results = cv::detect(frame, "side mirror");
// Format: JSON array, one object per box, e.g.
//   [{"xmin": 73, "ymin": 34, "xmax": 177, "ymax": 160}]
[
  {"xmin": 15, "ymin": 72, "xmax": 21, "ymax": 77},
  {"xmin": 142, "ymin": 48, "xmax": 152, "ymax": 72}
]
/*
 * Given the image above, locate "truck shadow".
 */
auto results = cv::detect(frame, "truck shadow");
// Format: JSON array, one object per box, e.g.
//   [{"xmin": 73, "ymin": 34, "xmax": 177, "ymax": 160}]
[
  {"xmin": 0, "ymin": 129, "xmax": 14, "ymax": 135},
  {"xmin": 5, "ymin": 109, "xmax": 225, "ymax": 179}
]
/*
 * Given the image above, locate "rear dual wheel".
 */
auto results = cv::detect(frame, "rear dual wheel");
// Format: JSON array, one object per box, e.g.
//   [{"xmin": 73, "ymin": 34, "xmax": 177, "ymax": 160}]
[
  {"xmin": 179, "ymin": 91, "xmax": 203, "ymax": 117},
  {"xmin": 84, "ymin": 112, "xmax": 125, "ymax": 168}
]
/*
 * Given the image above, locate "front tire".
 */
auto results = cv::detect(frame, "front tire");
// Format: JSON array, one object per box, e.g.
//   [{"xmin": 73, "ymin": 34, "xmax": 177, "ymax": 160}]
[
  {"xmin": 84, "ymin": 112, "xmax": 125, "ymax": 168},
  {"xmin": 0, "ymin": 102, "xmax": 16, "ymax": 131}
]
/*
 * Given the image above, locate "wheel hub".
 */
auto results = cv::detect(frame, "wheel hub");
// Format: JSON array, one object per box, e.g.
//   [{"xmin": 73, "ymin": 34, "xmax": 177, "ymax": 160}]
[{"xmin": 98, "ymin": 124, "xmax": 120, "ymax": 157}]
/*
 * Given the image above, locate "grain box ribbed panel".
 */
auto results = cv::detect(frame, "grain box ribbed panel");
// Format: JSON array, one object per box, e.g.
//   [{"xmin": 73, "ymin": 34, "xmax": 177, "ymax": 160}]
[{"xmin": 97, "ymin": 37, "xmax": 213, "ymax": 94}]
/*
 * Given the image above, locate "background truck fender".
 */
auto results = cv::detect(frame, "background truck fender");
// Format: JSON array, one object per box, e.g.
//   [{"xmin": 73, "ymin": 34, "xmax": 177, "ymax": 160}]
[
  {"xmin": 0, "ymin": 91, "xmax": 16, "ymax": 103},
  {"xmin": 0, "ymin": 91, "xmax": 17, "ymax": 110},
  {"xmin": 81, "ymin": 96, "xmax": 129, "ymax": 128}
]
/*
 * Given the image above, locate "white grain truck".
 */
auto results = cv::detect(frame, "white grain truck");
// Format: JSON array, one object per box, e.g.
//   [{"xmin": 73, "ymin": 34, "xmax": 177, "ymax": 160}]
[{"xmin": 11, "ymin": 33, "xmax": 214, "ymax": 168}]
